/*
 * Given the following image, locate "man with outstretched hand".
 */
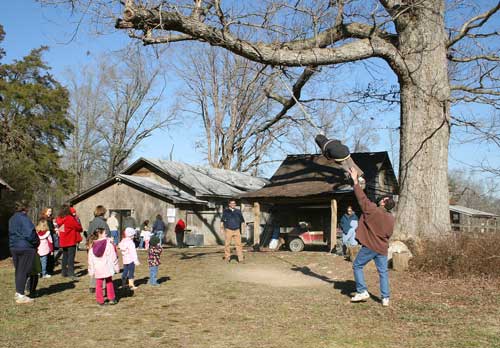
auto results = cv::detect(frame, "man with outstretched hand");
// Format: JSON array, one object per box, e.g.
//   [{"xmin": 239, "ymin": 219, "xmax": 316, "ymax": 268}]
[{"xmin": 348, "ymin": 167, "xmax": 395, "ymax": 307}]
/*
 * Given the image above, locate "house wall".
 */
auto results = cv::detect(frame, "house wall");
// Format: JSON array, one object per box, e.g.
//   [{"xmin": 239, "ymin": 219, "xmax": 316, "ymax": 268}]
[
  {"xmin": 187, "ymin": 208, "xmax": 223, "ymax": 245},
  {"xmin": 73, "ymin": 182, "xmax": 176, "ymax": 241},
  {"xmin": 74, "ymin": 182, "xmax": 231, "ymax": 246}
]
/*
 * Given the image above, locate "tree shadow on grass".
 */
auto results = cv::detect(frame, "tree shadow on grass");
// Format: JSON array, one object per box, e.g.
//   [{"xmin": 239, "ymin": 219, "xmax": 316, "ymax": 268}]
[
  {"xmin": 290, "ymin": 265, "xmax": 357, "ymax": 298},
  {"xmin": 177, "ymin": 250, "xmax": 224, "ymax": 260},
  {"xmin": 75, "ymin": 269, "xmax": 88, "ymax": 277},
  {"xmin": 134, "ymin": 276, "xmax": 171, "ymax": 287},
  {"xmin": 35, "ymin": 281, "xmax": 77, "ymax": 297}
]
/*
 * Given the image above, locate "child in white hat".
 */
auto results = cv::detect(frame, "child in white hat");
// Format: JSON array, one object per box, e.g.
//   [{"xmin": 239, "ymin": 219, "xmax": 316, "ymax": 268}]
[{"xmin": 118, "ymin": 227, "xmax": 140, "ymax": 290}]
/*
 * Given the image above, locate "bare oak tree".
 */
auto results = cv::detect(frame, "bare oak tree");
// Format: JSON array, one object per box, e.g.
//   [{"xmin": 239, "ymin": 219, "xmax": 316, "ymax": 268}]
[
  {"xmin": 174, "ymin": 46, "xmax": 288, "ymax": 173},
  {"xmin": 42, "ymin": 0, "xmax": 500, "ymax": 240}
]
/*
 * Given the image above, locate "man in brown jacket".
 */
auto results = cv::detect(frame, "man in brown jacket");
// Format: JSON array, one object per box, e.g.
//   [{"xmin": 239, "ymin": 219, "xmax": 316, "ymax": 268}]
[{"xmin": 348, "ymin": 167, "xmax": 395, "ymax": 307}]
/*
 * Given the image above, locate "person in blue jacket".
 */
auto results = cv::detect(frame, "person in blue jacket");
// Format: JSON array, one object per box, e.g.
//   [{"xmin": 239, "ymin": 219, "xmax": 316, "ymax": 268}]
[
  {"xmin": 340, "ymin": 206, "xmax": 359, "ymax": 254},
  {"xmin": 9, "ymin": 201, "xmax": 39, "ymax": 304},
  {"xmin": 153, "ymin": 214, "xmax": 166, "ymax": 246}
]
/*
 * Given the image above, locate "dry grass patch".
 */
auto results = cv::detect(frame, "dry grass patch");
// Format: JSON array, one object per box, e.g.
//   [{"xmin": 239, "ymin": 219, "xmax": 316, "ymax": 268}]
[
  {"xmin": 410, "ymin": 232, "xmax": 500, "ymax": 277},
  {"xmin": 0, "ymin": 247, "xmax": 499, "ymax": 348}
]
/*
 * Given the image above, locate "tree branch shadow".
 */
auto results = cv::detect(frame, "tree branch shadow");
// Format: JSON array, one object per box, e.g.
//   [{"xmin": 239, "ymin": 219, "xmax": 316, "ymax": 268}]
[
  {"xmin": 35, "ymin": 281, "xmax": 77, "ymax": 297},
  {"xmin": 290, "ymin": 265, "xmax": 357, "ymax": 298},
  {"xmin": 176, "ymin": 250, "xmax": 224, "ymax": 260}
]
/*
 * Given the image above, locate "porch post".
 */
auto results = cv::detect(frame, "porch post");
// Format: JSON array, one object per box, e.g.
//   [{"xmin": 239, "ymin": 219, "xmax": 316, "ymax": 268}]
[
  {"xmin": 330, "ymin": 199, "xmax": 337, "ymax": 253},
  {"xmin": 253, "ymin": 202, "xmax": 261, "ymax": 249}
]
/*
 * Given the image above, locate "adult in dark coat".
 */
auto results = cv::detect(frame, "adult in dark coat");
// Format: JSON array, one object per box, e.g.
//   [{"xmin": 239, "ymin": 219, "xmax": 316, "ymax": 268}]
[
  {"xmin": 87, "ymin": 205, "xmax": 111, "ymax": 292},
  {"xmin": 9, "ymin": 201, "xmax": 39, "ymax": 303},
  {"xmin": 87, "ymin": 205, "xmax": 111, "ymax": 238}
]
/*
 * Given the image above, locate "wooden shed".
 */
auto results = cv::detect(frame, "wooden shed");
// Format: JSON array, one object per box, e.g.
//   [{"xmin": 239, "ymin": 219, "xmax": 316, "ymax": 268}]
[
  {"xmin": 449, "ymin": 205, "xmax": 498, "ymax": 233},
  {"xmin": 239, "ymin": 152, "xmax": 399, "ymax": 250},
  {"xmin": 70, "ymin": 158, "xmax": 268, "ymax": 246}
]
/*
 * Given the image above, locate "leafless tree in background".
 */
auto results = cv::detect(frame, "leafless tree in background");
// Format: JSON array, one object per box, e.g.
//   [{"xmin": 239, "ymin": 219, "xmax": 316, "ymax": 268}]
[
  {"xmin": 65, "ymin": 64, "xmax": 108, "ymax": 192},
  {"xmin": 64, "ymin": 45, "xmax": 172, "ymax": 190},
  {"xmin": 174, "ymin": 46, "xmax": 290, "ymax": 174},
  {"xmin": 100, "ymin": 46, "xmax": 171, "ymax": 176},
  {"xmin": 449, "ymin": 169, "xmax": 500, "ymax": 215}
]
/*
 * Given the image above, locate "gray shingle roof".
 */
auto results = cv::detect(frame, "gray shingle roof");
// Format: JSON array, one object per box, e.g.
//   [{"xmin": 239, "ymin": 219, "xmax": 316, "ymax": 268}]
[
  {"xmin": 449, "ymin": 205, "xmax": 498, "ymax": 218},
  {"xmin": 118, "ymin": 175, "xmax": 207, "ymax": 204},
  {"xmin": 144, "ymin": 159, "xmax": 268, "ymax": 197}
]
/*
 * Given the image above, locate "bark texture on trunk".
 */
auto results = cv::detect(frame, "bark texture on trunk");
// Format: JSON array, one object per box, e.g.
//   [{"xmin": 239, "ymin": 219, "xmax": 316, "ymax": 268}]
[{"xmin": 394, "ymin": 1, "xmax": 451, "ymax": 240}]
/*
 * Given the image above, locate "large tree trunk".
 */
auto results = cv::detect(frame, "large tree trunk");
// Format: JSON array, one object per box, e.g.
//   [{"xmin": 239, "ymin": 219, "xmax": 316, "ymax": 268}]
[{"xmin": 394, "ymin": 1, "xmax": 451, "ymax": 240}]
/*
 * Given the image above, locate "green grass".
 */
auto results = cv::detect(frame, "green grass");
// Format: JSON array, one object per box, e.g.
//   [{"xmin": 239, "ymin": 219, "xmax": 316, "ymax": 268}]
[{"xmin": 0, "ymin": 247, "xmax": 499, "ymax": 348}]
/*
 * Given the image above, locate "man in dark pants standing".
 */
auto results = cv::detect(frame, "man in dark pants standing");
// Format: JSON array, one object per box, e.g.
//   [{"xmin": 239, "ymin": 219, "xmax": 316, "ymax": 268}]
[
  {"xmin": 348, "ymin": 167, "xmax": 395, "ymax": 307},
  {"xmin": 221, "ymin": 199, "xmax": 245, "ymax": 263},
  {"xmin": 9, "ymin": 202, "xmax": 39, "ymax": 304}
]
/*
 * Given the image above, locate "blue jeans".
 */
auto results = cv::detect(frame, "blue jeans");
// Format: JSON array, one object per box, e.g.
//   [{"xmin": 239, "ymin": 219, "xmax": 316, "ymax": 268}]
[
  {"xmin": 149, "ymin": 266, "xmax": 159, "ymax": 285},
  {"xmin": 155, "ymin": 231, "xmax": 164, "ymax": 246},
  {"xmin": 122, "ymin": 263, "xmax": 135, "ymax": 282},
  {"xmin": 40, "ymin": 255, "xmax": 48, "ymax": 276},
  {"xmin": 111, "ymin": 230, "xmax": 119, "ymax": 245},
  {"xmin": 353, "ymin": 246, "xmax": 390, "ymax": 299}
]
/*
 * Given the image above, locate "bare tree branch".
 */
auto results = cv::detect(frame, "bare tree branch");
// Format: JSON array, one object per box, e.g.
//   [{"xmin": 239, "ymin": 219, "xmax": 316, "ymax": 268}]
[{"xmin": 447, "ymin": 2, "xmax": 500, "ymax": 48}]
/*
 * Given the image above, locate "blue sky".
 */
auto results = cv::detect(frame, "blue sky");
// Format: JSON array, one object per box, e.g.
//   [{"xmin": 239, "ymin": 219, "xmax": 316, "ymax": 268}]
[
  {"xmin": 1, "ymin": 0, "xmax": 499, "ymax": 187},
  {"xmin": 0, "ymin": 0, "xmax": 207, "ymax": 166}
]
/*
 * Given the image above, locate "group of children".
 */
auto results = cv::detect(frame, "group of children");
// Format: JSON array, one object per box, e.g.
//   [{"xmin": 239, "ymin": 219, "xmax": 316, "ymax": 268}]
[
  {"xmin": 85, "ymin": 226, "xmax": 163, "ymax": 306},
  {"xmin": 28, "ymin": 215, "xmax": 164, "ymax": 306}
]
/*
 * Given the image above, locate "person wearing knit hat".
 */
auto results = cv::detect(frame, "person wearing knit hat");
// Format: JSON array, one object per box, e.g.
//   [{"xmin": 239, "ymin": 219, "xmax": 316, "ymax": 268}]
[
  {"xmin": 314, "ymin": 134, "xmax": 365, "ymax": 187},
  {"xmin": 118, "ymin": 227, "xmax": 140, "ymax": 290},
  {"xmin": 148, "ymin": 236, "xmax": 163, "ymax": 286}
]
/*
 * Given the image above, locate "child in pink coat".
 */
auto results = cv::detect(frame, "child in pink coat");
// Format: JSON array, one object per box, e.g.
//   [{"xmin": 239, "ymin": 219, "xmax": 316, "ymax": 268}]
[
  {"xmin": 36, "ymin": 219, "xmax": 53, "ymax": 278},
  {"xmin": 88, "ymin": 228, "xmax": 119, "ymax": 305},
  {"xmin": 118, "ymin": 227, "xmax": 140, "ymax": 290}
]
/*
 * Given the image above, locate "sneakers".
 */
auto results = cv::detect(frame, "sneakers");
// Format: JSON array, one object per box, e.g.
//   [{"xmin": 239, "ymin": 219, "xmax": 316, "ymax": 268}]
[
  {"xmin": 108, "ymin": 299, "xmax": 118, "ymax": 305},
  {"xmin": 350, "ymin": 291, "xmax": 370, "ymax": 302},
  {"xmin": 382, "ymin": 298, "xmax": 390, "ymax": 307},
  {"xmin": 15, "ymin": 293, "xmax": 34, "ymax": 304},
  {"xmin": 42, "ymin": 274, "xmax": 52, "ymax": 279}
]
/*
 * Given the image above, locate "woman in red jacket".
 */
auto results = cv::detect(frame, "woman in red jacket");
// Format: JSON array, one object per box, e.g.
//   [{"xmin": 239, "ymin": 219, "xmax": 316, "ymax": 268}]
[
  {"xmin": 56, "ymin": 205, "xmax": 83, "ymax": 280},
  {"xmin": 175, "ymin": 219, "xmax": 186, "ymax": 248}
]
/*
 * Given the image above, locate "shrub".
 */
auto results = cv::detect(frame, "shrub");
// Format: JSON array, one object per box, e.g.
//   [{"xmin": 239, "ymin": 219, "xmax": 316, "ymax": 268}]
[{"xmin": 410, "ymin": 232, "xmax": 500, "ymax": 278}]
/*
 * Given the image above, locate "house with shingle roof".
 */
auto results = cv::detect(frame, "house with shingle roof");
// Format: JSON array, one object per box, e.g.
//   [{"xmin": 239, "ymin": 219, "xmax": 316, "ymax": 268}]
[
  {"xmin": 70, "ymin": 158, "xmax": 268, "ymax": 246},
  {"xmin": 239, "ymin": 152, "xmax": 399, "ymax": 250}
]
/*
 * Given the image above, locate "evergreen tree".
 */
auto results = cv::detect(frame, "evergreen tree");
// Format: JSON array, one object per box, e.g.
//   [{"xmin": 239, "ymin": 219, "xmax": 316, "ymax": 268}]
[{"xmin": 0, "ymin": 24, "xmax": 73, "ymax": 216}]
